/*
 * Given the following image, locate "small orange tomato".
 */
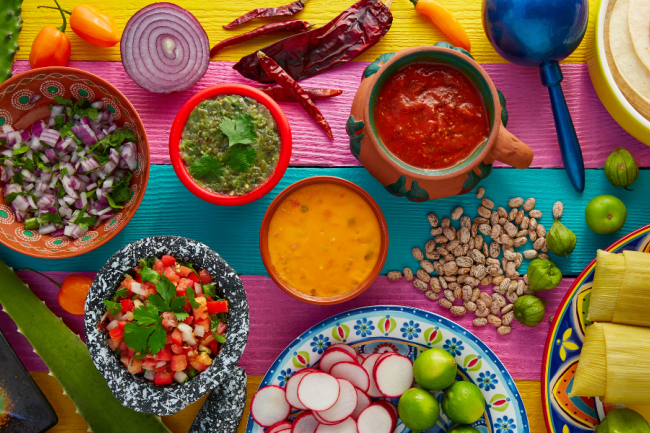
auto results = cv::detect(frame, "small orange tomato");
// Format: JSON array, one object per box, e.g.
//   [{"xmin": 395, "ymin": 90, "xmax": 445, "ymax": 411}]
[
  {"xmin": 30, "ymin": 0, "xmax": 71, "ymax": 69},
  {"xmin": 57, "ymin": 274, "xmax": 93, "ymax": 315},
  {"xmin": 69, "ymin": 5, "xmax": 120, "ymax": 47}
]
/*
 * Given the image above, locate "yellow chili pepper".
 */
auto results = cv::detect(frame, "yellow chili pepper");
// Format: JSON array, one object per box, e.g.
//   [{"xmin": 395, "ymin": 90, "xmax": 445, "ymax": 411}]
[
  {"xmin": 30, "ymin": 0, "xmax": 72, "ymax": 69},
  {"xmin": 410, "ymin": 0, "xmax": 471, "ymax": 52},
  {"xmin": 38, "ymin": 3, "xmax": 120, "ymax": 47}
]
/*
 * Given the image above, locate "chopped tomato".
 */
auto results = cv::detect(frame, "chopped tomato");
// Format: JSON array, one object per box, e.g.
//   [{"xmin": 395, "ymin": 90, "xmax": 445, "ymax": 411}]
[
  {"xmin": 183, "ymin": 316, "xmax": 193, "ymax": 325},
  {"xmin": 154, "ymin": 370, "xmax": 173, "ymax": 386},
  {"xmin": 207, "ymin": 301, "xmax": 228, "ymax": 315},
  {"xmin": 135, "ymin": 272, "xmax": 143, "ymax": 284},
  {"xmin": 171, "ymin": 328, "xmax": 183, "ymax": 346},
  {"xmin": 178, "ymin": 266, "xmax": 193, "ymax": 277},
  {"xmin": 164, "ymin": 267, "xmax": 180, "ymax": 283},
  {"xmin": 208, "ymin": 341, "xmax": 219, "ymax": 355},
  {"xmin": 195, "ymin": 352, "xmax": 213, "ymax": 366},
  {"xmin": 171, "ymin": 344, "xmax": 185, "ymax": 355},
  {"xmin": 161, "ymin": 312, "xmax": 178, "ymax": 328},
  {"xmin": 118, "ymin": 342, "xmax": 128, "ymax": 351},
  {"xmin": 155, "ymin": 346, "xmax": 172, "ymax": 362},
  {"xmin": 171, "ymin": 354, "xmax": 187, "ymax": 372},
  {"xmin": 120, "ymin": 299, "xmax": 134, "ymax": 313},
  {"xmin": 129, "ymin": 357, "xmax": 144, "ymax": 374},
  {"xmin": 216, "ymin": 321, "xmax": 227, "ymax": 335},
  {"xmin": 153, "ymin": 258, "xmax": 164, "ymax": 274},
  {"xmin": 200, "ymin": 333, "xmax": 216, "ymax": 346},
  {"xmin": 161, "ymin": 255, "xmax": 176, "ymax": 267},
  {"xmin": 176, "ymin": 278, "xmax": 193, "ymax": 296},
  {"xmin": 190, "ymin": 361, "xmax": 208, "ymax": 372},
  {"xmin": 199, "ymin": 269, "xmax": 213, "ymax": 284},
  {"xmin": 195, "ymin": 319, "xmax": 211, "ymax": 333},
  {"xmin": 120, "ymin": 276, "xmax": 134, "ymax": 291},
  {"xmin": 193, "ymin": 305, "xmax": 208, "ymax": 322},
  {"xmin": 143, "ymin": 357, "xmax": 158, "ymax": 368},
  {"xmin": 188, "ymin": 272, "xmax": 199, "ymax": 283},
  {"xmin": 109, "ymin": 326, "xmax": 124, "ymax": 344}
]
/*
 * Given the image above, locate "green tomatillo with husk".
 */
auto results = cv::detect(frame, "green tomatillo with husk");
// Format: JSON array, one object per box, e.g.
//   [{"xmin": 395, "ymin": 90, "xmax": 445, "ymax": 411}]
[
  {"xmin": 527, "ymin": 258, "xmax": 563, "ymax": 291},
  {"xmin": 513, "ymin": 295, "xmax": 546, "ymax": 327},
  {"xmin": 604, "ymin": 148, "xmax": 639, "ymax": 190},
  {"xmin": 546, "ymin": 219, "xmax": 577, "ymax": 257}
]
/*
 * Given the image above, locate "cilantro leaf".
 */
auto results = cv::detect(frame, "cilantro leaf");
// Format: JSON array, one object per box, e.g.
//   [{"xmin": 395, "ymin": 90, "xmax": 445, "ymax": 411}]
[
  {"xmin": 72, "ymin": 206, "xmax": 98, "ymax": 229},
  {"xmin": 88, "ymin": 128, "xmax": 137, "ymax": 155},
  {"xmin": 227, "ymin": 145, "xmax": 257, "ymax": 173},
  {"xmin": 174, "ymin": 312, "xmax": 190, "ymax": 322},
  {"xmin": 103, "ymin": 300, "xmax": 122, "ymax": 316},
  {"xmin": 186, "ymin": 287, "xmax": 201, "ymax": 309},
  {"xmin": 106, "ymin": 173, "xmax": 132, "ymax": 208},
  {"xmin": 111, "ymin": 288, "xmax": 128, "ymax": 302},
  {"xmin": 54, "ymin": 96, "xmax": 74, "ymax": 107},
  {"xmin": 220, "ymin": 114, "xmax": 257, "ymax": 147},
  {"xmin": 210, "ymin": 314, "xmax": 227, "ymax": 343},
  {"xmin": 123, "ymin": 305, "xmax": 166, "ymax": 358},
  {"xmin": 202, "ymin": 283, "xmax": 217, "ymax": 298},
  {"xmin": 53, "ymin": 115, "xmax": 65, "ymax": 130},
  {"xmin": 139, "ymin": 257, "xmax": 157, "ymax": 268},
  {"xmin": 188, "ymin": 155, "xmax": 223, "ymax": 182},
  {"xmin": 169, "ymin": 296, "xmax": 187, "ymax": 313},
  {"xmin": 39, "ymin": 211, "xmax": 62, "ymax": 225},
  {"xmin": 147, "ymin": 275, "xmax": 186, "ymax": 313},
  {"xmin": 4, "ymin": 192, "xmax": 22, "ymax": 203},
  {"xmin": 137, "ymin": 265, "xmax": 160, "ymax": 284},
  {"xmin": 60, "ymin": 123, "xmax": 82, "ymax": 145},
  {"xmin": 214, "ymin": 332, "xmax": 227, "ymax": 343},
  {"xmin": 12, "ymin": 146, "xmax": 29, "ymax": 155}
]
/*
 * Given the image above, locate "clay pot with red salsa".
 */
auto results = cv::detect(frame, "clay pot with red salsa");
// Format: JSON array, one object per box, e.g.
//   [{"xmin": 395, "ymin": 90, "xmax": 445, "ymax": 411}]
[{"xmin": 348, "ymin": 44, "xmax": 534, "ymax": 201}]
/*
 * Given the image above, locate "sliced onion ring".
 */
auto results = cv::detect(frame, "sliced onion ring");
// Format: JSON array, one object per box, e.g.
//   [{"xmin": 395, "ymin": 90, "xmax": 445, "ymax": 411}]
[{"xmin": 121, "ymin": 3, "xmax": 210, "ymax": 93}]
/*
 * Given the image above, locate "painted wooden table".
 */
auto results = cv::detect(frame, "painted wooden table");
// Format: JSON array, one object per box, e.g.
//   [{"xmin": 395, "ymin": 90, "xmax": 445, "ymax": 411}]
[{"xmin": 1, "ymin": 0, "xmax": 649, "ymax": 432}]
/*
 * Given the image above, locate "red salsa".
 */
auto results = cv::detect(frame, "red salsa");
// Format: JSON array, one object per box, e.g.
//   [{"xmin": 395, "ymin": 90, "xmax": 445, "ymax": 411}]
[{"xmin": 373, "ymin": 63, "xmax": 490, "ymax": 170}]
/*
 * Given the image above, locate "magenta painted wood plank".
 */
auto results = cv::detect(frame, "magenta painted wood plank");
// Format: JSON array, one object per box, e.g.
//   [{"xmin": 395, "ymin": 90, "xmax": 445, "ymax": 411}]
[
  {"xmin": 11, "ymin": 61, "xmax": 650, "ymax": 168},
  {"xmin": 0, "ymin": 271, "xmax": 568, "ymax": 380}
]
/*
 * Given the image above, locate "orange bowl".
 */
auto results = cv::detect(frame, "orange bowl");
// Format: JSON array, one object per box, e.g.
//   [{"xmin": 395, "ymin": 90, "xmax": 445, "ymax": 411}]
[
  {"xmin": 259, "ymin": 176, "xmax": 389, "ymax": 305},
  {"xmin": 0, "ymin": 67, "xmax": 149, "ymax": 258}
]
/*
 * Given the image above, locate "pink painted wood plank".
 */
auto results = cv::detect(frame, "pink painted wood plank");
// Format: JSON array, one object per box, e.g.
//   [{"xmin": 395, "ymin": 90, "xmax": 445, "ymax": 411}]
[
  {"xmin": 11, "ymin": 61, "xmax": 650, "ymax": 168},
  {"xmin": 0, "ymin": 271, "xmax": 569, "ymax": 380}
]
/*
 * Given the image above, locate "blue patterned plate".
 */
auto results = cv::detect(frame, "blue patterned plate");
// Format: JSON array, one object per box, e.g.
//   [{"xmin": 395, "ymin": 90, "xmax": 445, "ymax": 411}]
[{"xmin": 246, "ymin": 306, "xmax": 529, "ymax": 433}]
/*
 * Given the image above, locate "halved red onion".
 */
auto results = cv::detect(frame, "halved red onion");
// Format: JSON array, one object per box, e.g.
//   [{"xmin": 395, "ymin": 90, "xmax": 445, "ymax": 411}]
[{"xmin": 121, "ymin": 3, "xmax": 210, "ymax": 94}]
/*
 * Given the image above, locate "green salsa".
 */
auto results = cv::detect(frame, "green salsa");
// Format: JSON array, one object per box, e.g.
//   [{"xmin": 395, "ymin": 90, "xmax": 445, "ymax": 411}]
[{"xmin": 180, "ymin": 94, "xmax": 281, "ymax": 195}]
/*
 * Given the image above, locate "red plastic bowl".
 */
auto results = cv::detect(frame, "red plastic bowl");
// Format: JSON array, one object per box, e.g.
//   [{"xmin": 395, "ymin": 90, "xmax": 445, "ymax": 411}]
[{"xmin": 169, "ymin": 83, "xmax": 292, "ymax": 206}]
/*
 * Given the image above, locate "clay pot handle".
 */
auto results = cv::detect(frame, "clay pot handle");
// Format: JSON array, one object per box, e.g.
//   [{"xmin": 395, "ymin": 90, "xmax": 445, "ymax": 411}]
[{"xmin": 489, "ymin": 127, "xmax": 534, "ymax": 169}]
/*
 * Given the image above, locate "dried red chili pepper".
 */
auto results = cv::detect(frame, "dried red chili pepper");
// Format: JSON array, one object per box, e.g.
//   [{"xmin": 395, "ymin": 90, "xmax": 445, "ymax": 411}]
[
  {"xmin": 259, "ymin": 86, "xmax": 343, "ymax": 102},
  {"xmin": 211, "ymin": 20, "xmax": 314, "ymax": 57},
  {"xmin": 234, "ymin": 0, "xmax": 393, "ymax": 83},
  {"xmin": 223, "ymin": 0, "xmax": 307, "ymax": 30},
  {"xmin": 258, "ymin": 51, "xmax": 333, "ymax": 139}
]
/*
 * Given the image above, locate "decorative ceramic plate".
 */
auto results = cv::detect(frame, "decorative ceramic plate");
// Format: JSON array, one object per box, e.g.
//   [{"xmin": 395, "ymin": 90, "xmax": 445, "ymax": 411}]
[
  {"xmin": 0, "ymin": 66, "xmax": 150, "ymax": 258},
  {"xmin": 542, "ymin": 224, "xmax": 650, "ymax": 432},
  {"xmin": 246, "ymin": 306, "xmax": 529, "ymax": 433}
]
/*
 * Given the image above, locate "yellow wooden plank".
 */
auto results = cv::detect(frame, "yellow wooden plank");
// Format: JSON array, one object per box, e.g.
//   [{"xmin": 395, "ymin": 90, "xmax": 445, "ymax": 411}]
[
  {"xmin": 16, "ymin": 0, "xmax": 595, "ymax": 65},
  {"xmin": 30, "ymin": 372, "xmax": 545, "ymax": 432}
]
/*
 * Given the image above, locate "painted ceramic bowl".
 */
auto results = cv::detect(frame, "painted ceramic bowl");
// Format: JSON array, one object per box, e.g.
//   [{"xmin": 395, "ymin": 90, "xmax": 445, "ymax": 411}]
[
  {"xmin": 169, "ymin": 83, "xmax": 292, "ymax": 206},
  {"xmin": 588, "ymin": 0, "xmax": 650, "ymax": 146},
  {"xmin": 0, "ymin": 67, "xmax": 149, "ymax": 258},
  {"xmin": 84, "ymin": 236, "xmax": 249, "ymax": 416},
  {"xmin": 246, "ymin": 306, "xmax": 530, "ymax": 432},
  {"xmin": 542, "ymin": 224, "xmax": 650, "ymax": 432},
  {"xmin": 348, "ymin": 44, "xmax": 534, "ymax": 202},
  {"xmin": 259, "ymin": 176, "xmax": 389, "ymax": 305}
]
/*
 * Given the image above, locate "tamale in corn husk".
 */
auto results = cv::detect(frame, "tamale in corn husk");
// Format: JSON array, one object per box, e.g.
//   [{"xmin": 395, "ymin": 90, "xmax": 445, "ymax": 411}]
[
  {"xmin": 571, "ymin": 322, "xmax": 650, "ymax": 405},
  {"xmin": 587, "ymin": 250, "xmax": 625, "ymax": 323},
  {"xmin": 586, "ymin": 250, "xmax": 650, "ymax": 327}
]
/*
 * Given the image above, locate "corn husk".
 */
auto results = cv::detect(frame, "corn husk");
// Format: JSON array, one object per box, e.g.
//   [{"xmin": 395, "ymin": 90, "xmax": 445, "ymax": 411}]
[
  {"xmin": 611, "ymin": 250, "xmax": 650, "ymax": 326},
  {"xmin": 571, "ymin": 322, "xmax": 650, "ymax": 405},
  {"xmin": 587, "ymin": 250, "xmax": 625, "ymax": 323},
  {"xmin": 571, "ymin": 323, "xmax": 606, "ymax": 398}
]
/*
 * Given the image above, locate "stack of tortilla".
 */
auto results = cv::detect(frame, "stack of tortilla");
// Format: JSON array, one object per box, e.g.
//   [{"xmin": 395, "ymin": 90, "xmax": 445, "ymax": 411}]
[{"xmin": 606, "ymin": 0, "xmax": 650, "ymax": 119}]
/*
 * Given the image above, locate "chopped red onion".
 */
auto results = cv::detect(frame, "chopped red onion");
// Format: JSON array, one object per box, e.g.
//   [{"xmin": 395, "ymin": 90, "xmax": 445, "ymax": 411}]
[
  {"xmin": 121, "ymin": 3, "xmax": 210, "ymax": 94},
  {"xmin": 12, "ymin": 195, "xmax": 29, "ymax": 212}
]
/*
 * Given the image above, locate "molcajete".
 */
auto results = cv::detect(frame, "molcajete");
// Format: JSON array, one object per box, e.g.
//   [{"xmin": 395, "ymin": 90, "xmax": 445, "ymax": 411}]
[{"xmin": 348, "ymin": 44, "xmax": 534, "ymax": 201}]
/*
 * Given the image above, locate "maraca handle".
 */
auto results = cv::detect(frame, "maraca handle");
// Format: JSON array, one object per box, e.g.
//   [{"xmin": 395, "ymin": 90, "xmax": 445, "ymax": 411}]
[{"xmin": 539, "ymin": 61, "xmax": 585, "ymax": 193}]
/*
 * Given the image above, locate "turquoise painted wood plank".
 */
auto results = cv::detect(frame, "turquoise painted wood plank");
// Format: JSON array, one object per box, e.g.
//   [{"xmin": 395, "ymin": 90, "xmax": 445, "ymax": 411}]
[{"xmin": 0, "ymin": 166, "xmax": 645, "ymax": 275}]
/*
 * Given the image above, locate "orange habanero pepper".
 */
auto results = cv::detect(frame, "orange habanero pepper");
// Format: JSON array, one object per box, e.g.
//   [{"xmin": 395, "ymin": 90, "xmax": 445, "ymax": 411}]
[
  {"xmin": 30, "ymin": 0, "xmax": 71, "ymax": 69},
  {"xmin": 26, "ymin": 268, "xmax": 93, "ymax": 316},
  {"xmin": 410, "ymin": 0, "xmax": 471, "ymax": 52},
  {"xmin": 40, "ymin": 4, "xmax": 120, "ymax": 47}
]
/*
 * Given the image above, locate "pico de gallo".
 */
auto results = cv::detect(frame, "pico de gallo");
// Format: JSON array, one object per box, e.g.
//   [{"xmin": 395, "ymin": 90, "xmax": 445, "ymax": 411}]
[{"xmin": 97, "ymin": 254, "xmax": 229, "ymax": 386}]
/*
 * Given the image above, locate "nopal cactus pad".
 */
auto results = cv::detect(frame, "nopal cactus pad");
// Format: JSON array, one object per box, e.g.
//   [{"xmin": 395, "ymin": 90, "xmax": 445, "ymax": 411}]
[
  {"xmin": 0, "ymin": 259, "xmax": 172, "ymax": 433},
  {"xmin": 0, "ymin": 0, "xmax": 23, "ymax": 83}
]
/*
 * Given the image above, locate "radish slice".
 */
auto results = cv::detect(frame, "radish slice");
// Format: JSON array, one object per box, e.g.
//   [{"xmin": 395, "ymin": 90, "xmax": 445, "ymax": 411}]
[
  {"xmin": 330, "ymin": 362, "xmax": 370, "ymax": 393},
  {"xmin": 315, "ymin": 417, "xmax": 358, "ymax": 433},
  {"xmin": 298, "ymin": 372, "xmax": 341, "ymax": 412},
  {"xmin": 313, "ymin": 410, "xmax": 338, "ymax": 426},
  {"xmin": 375, "ymin": 400, "xmax": 397, "ymax": 426},
  {"xmin": 357, "ymin": 353, "xmax": 369, "ymax": 363},
  {"xmin": 292, "ymin": 412, "xmax": 320, "ymax": 433},
  {"xmin": 373, "ymin": 354, "xmax": 414, "ymax": 398},
  {"xmin": 361, "ymin": 354, "xmax": 383, "ymax": 398},
  {"xmin": 319, "ymin": 348, "xmax": 358, "ymax": 373},
  {"xmin": 314, "ymin": 379, "xmax": 357, "ymax": 424},
  {"xmin": 351, "ymin": 388, "xmax": 372, "ymax": 420},
  {"xmin": 268, "ymin": 421, "xmax": 293, "ymax": 433},
  {"xmin": 250, "ymin": 385, "xmax": 291, "ymax": 427},
  {"xmin": 286, "ymin": 368, "xmax": 319, "ymax": 409},
  {"xmin": 326, "ymin": 343, "xmax": 357, "ymax": 359},
  {"xmin": 357, "ymin": 404, "xmax": 394, "ymax": 433}
]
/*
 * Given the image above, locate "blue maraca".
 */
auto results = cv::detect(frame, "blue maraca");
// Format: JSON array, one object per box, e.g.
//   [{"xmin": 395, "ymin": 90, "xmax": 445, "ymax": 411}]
[{"xmin": 482, "ymin": 0, "xmax": 589, "ymax": 192}]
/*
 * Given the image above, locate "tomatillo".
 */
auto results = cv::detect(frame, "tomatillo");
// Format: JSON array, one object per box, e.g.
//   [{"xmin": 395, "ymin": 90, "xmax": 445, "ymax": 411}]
[{"xmin": 585, "ymin": 195, "xmax": 627, "ymax": 235}]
